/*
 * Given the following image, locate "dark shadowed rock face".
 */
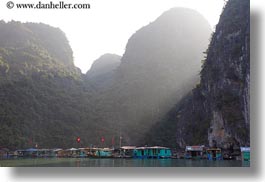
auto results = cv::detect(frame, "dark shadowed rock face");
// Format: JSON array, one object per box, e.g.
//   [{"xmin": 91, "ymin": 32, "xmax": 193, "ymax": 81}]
[
  {"xmin": 145, "ymin": 0, "xmax": 250, "ymax": 150},
  {"xmin": 201, "ymin": 0, "xmax": 250, "ymax": 149},
  {"xmin": 143, "ymin": 85, "xmax": 211, "ymax": 148}
]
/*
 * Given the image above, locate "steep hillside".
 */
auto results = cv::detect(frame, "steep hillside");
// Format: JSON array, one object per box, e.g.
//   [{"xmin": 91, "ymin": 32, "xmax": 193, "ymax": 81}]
[
  {"xmin": 0, "ymin": 21, "xmax": 97, "ymax": 149},
  {"xmin": 1, "ymin": 3, "xmax": 247, "ymax": 150},
  {"xmin": 201, "ymin": 0, "xmax": 250, "ymax": 148},
  {"xmin": 0, "ymin": 21, "xmax": 79, "ymax": 78},
  {"xmin": 93, "ymin": 8, "xmax": 212, "ymax": 145},
  {"xmin": 87, "ymin": 54, "xmax": 121, "ymax": 78},
  {"xmin": 144, "ymin": 85, "xmax": 211, "ymax": 148},
  {"xmin": 145, "ymin": 0, "xmax": 250, "ymax": 150},
  {"xmin": 86, "ymin": 54, "xmax": 121, "ymax": 90}
]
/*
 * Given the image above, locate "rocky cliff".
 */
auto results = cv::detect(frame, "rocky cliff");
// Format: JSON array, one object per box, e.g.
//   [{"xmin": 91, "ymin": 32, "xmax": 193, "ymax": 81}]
[
  {"xmin": 0, "ymin": 0, "xmax": 249, "ymax": 150},
  {"xmin": 145, "ymin": 0, "xmax": 250, "ymax": 150},
  {"xmin": 201, "ymin": 0, "xmax": 250, "ymax": 149}
]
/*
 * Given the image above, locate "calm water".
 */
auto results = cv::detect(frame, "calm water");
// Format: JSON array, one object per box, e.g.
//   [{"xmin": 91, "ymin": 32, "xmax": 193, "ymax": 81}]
[{"xmin": 0, "ymin": 158, "xmax": 250, "ymax": 167}]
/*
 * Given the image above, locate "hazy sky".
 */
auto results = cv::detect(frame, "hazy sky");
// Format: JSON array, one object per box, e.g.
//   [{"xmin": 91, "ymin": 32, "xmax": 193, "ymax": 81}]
[{"xmin": 0, "ymin": 0, "xmax": 225, "ymax": 73}]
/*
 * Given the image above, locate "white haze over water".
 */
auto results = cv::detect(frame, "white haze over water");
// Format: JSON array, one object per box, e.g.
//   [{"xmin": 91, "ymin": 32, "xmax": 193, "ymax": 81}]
[{"xmin": 0, "ymin": 0, "xmax": 224, "ymax": 73}]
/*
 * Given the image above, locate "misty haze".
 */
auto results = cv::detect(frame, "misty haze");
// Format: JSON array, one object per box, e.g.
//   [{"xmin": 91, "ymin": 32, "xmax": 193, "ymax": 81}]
[{"xmin": 0, "ymin": 0, "xmax": 250, "ymax": 167}]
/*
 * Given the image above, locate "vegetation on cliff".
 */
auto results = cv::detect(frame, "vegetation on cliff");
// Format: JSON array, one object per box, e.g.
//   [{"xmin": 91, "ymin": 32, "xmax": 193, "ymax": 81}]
[{"xmin": 0, "ymin": 0, "xmax": 249, "ymax": 150}]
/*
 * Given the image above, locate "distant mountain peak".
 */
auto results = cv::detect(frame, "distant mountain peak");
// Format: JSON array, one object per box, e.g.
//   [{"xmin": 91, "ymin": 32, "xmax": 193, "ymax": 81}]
[
  {"xmin": 0, "ymin": 21, "xmax": 80, "ymax": 77},
  {"xmin": 86, "ymin": 53, "xmax": 121, "ymax": 77},
  {"xmin": 122, "ymin": 7, "xmax": 212, "ymax": 67},
  {"xmin": 158, "ymin": 7, "xmax": 207, "ymax": 19}
]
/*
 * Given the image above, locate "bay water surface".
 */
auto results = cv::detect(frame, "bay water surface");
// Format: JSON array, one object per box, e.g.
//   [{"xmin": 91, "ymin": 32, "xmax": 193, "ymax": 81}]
[{"xmin": 0, "ymin": 158, "xmax": 250, "ymax": 167}]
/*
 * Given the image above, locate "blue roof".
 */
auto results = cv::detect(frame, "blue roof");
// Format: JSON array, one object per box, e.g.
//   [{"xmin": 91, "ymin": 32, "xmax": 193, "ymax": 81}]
[
  {"xmin": 26, "ymin": 148, "xmax": 38, "ymax": 152},
  {"xmin": 240, "ymin": 147, "xmax": 250, "ymax": 152}
]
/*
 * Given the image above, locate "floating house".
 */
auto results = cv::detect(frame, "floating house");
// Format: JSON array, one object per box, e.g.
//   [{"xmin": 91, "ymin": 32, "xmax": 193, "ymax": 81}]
[
  {"xmin": 85, "ymin": 147, "xmax": 107, "ymax": 157},
  {"xmin": 65, "ymin": 148, "xmax": 87, "ymax": 158},
  {"xmin": 78, "ymin": 148, "xmax": 87, "ymax": 158},
  {"xmin": 53, "ymin": 149, "xmax": 64, "ymax": 157},
  {"xmin": 206, "ymin": 148, "xmax": 222, "ymax": 160},
  {"xmin": 65, "ymin": 148, "xmax": 78, "ymax": 158},
  {"xmin": 16, "ymin": 148, "xmax": 39, "ymax": 158},
  {"xmin": 37, "ymin": 149, "xmax": 48, "ymax": 157},
  {"xmin": 147, "ymin": 146, "xmax": 172, "ymax": 158},
  {"xmin": 6, "ymin": 146, "xmax": 175, "ymax": 159},
  {"xmin": 134, "ymin": 146, "xmax": 172, "ymax": 159},
  {"xmin": 120, "ymin": 146, "xmax": 136, "ymax": 158},
  {"xmin": 134, "ymin": 147, "xmax": 148, "ymax": 159},
  {"xmin": 15, "ymin": 148, "xmax": 86, "ymax": 158},
  {"xmin": 185, "ymin": 145, "xmax": 205, "ymax": 159},
  {"xmin": 85, "ymin": 147, "xmax": 97, "ymax": 157},
  {"xmin": 95, "ymin": 148, "xmax": 113, "ymax": 158},
  {"xmin": 38, "ymin": 149, "xmax": 51, "ymax": 157},
  {"xmin": 240, "ymin": 147, "xmax": 250, "ymax": 161}
]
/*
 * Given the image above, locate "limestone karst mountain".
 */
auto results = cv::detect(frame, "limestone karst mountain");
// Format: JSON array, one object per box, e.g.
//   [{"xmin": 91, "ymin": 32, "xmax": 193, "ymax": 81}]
[
  {"xmin": 0, "ymin": 0, "xmax": 249, "ymax": 150},
  {"xmin": 91, "ymin": 7, "xmax": 212, "ymax": 145},
  {"xmin": 144, "ymin": 0, "xmax": 250, "ymax": 151},
  {"xmin": 85, "ymin": 53, "xmax": 121, "ymax": 90}
]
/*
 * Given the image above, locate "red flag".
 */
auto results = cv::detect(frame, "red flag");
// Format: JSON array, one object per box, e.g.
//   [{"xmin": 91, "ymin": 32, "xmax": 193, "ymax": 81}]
[
  {"xmin": 101, "ymin": 136, "xmax": 105, "ymax": 143},
  {"xmin": 76, "ymin": 137, "xmax": 81, "ymax": 143}
]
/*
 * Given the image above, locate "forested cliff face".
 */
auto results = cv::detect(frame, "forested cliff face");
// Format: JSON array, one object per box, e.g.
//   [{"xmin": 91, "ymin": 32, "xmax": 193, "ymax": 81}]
[
  {"xmin": 87, "ymin": 54, "xmax": 121, "ymax": 78},
  {"xmin": 145, "ymin": 0, "xmax": 250, "ymax": 150},
  {"xmin": 0, "ymin": 21, "xmax": 79, "ymax": 77},
  {"xmin": 0, "ymin": 0, "xmax": 249, "ymax": 150},
  {"xmin": 0, "ymin": 21, "xmax": 96, "ymax": 149},
  {"xmin": 85, "ymin": 54, "xmax": 121, "ymax": 90},
  {"xmin": 0, "ymin": 8, "xmax": 212, "ymax": 148}
]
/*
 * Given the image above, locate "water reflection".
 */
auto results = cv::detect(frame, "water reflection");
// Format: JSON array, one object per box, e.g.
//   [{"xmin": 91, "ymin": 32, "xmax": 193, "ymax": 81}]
[{"xmin": 0, "ymin": 158, "xmax": 250, "ymax": 167}]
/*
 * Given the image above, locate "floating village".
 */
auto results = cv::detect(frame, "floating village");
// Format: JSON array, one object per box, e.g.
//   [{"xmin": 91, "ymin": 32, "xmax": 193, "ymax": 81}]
[{"xmin": 0, "ymin": 145, "xmax": 250, "ymax": 161}]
